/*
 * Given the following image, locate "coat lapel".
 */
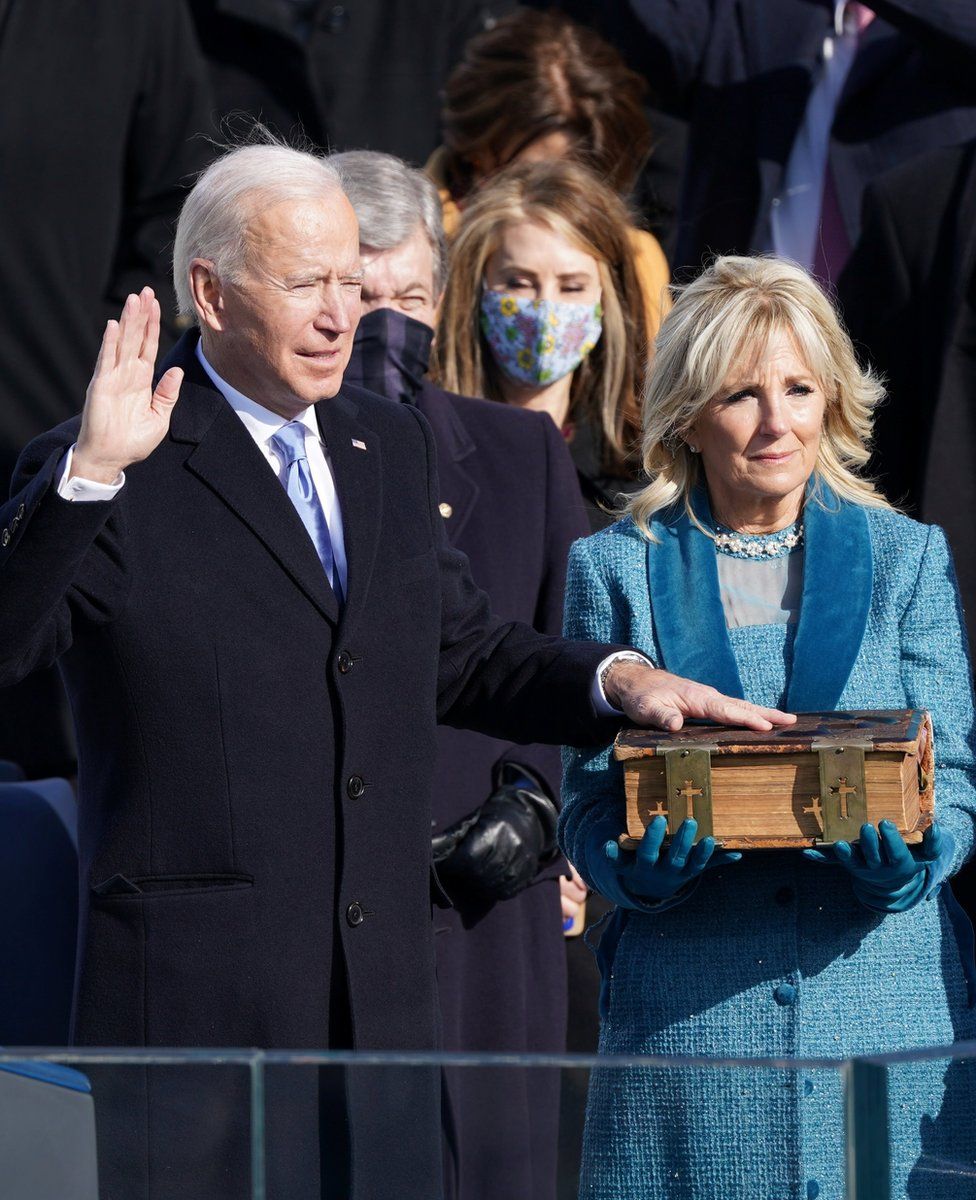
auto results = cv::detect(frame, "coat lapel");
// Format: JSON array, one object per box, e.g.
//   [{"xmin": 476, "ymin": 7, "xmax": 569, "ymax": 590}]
[
  {"xmin": 646, "ymin": 491, "xmax": 745, "ymax": 698},
  {"xmin": 315, "ymin": 389, "xmax": 383, "ymax": 635},
  {"xmin": 167, "ymin": 344, "xmax": 341, "ymax": 626},
  {"xmin": 785, "ymin": 483, "xmax": 872, "ymax": 711},
  {"xmin": 645, "ymin": 481, "xmax": 872, "ymax": 710},
  {"xmin": 412, "ymin": 383, "xmax": 479, "ymax": 542}
]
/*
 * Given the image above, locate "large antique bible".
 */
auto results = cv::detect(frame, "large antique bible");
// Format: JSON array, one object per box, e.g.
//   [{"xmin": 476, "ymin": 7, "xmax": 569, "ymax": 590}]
[{"xmin": 614, "ymin": 710, "xmax": 934, "ymax": 850}]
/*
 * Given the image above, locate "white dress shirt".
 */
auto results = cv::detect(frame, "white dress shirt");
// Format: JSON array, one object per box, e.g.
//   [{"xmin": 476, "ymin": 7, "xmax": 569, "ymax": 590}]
[{"xmin": 194, "ymin": 343, "xmax": 348, "ymax": 596}]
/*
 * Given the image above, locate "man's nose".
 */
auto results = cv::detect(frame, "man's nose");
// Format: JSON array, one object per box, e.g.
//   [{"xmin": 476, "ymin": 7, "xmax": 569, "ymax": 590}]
[{"xmin": 314, "ymin": 285, "xmax": 356, "ymax": 334}]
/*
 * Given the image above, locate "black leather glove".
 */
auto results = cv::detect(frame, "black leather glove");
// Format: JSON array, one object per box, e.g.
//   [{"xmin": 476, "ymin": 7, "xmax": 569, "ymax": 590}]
[{"xmin": 431, "ymin": 764, "xmax": 559, "ymax": 902}]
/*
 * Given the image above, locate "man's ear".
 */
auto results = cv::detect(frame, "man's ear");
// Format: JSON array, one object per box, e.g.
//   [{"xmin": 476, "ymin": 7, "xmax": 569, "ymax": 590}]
[{"xmin": 189, "ymin": 260, "xmax": 226, "ymax": 333}]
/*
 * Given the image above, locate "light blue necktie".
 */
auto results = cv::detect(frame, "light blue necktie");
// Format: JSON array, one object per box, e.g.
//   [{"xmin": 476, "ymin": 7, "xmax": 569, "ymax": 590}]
[{"xmin": 270, "ymin": 421, "xmax": 343, "ymax": 604}]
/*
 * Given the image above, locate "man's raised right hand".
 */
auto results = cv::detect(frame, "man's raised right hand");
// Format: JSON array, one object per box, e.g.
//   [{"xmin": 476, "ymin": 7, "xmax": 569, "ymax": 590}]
[{"xmin": 70, "ymin": 287, "xmax": 184, "ymax": 484}]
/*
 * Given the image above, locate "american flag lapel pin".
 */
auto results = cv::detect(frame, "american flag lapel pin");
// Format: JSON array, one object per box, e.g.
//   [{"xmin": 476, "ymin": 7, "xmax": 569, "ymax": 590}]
[{"xmin": 351, "ymin": 438, "xmax": 367, "ymax": 451}]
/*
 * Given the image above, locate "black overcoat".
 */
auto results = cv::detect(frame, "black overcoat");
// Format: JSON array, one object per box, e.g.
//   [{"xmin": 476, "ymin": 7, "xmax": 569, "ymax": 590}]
[
  {"xmin": 838, "ymin": 139, "xmax": 976, "ymax": 647},
  {"xmin": 186, "ymin": 0, "xmax": 515, "ymax": 165},
  {"xmin": 415, "ymin": 382, "xmax": 588, "ymax": 1200},
  {"xmin": 0, "ymin": 0, "xmax": 213, "ymax": 776},
  {"xmin": 0, "ymin": 337, "xmax": 615, "ymax": 1200}
]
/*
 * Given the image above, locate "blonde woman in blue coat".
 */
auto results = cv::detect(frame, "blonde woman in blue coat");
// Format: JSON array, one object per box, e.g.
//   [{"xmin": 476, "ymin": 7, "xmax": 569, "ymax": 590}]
[{"xmin": 559, "ymin": 255, "xmax": 976, "ymax": 1199}]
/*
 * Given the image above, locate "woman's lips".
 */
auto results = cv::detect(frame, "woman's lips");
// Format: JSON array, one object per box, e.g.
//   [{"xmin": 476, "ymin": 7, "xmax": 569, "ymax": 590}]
[{"xmin": 749, "ymin": 450, "xmax": 796, "ymax": 463}]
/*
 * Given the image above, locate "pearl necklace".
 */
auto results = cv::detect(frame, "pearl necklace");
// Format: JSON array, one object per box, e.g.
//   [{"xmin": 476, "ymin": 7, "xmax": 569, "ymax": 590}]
[{"xmin": 712, "ymin": 519, "xmax": 804, "ymax": 559}]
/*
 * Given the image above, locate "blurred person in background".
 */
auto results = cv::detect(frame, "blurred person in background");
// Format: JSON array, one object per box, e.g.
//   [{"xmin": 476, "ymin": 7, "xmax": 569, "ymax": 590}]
[
  {"xmin": 539, "ymin": 1, "xmax": 976, "ymax": 285},
  {"xmin": 427, "ymin": 7, "xmax": 670, "ymax": 346},
  {"xmin": 186, "ymin": 0, "xmax": 515, "ymax": 164},
  {"xmin": 0, "ymin": 0, "xmax": 213, "ymax": 777},
  {"xmin": 838, "ymin": 140, "xmax": 976, "ymax": 931},
  {"xmin": 431, "ymin": 159, "xmax": 649, "ymax": 531},
  {"xmin": 334, "ymin": 147, "xmax": 588, "ymax": 1200}
]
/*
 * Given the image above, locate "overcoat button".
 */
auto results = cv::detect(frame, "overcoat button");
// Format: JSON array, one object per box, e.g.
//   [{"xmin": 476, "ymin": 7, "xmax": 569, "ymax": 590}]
[
  {"xmin": 773, "ymin": 983, "xmax": 798, "ymax": 1006},
  {"xmin": 775, "ymin": 886, "xmax": 794, "ymax": 906},
  {"xmin": 346, "ymin": 902, "xmax": 364, "ymax": 927},
  {"xmin": 347, "ymin": 775, "xmax": 365, "ymax": 799},
  {"xmin": 337, "ymin": 651, "xmax": 353, "ymax": 674},
  {"xmin": 439, "ymin": 502, "xmax": 453, "ymax": 519},
  {"xmin": 325, "ymin": 4, "xmax": 348, "ymax": 32},
  {"xmin": 16, "ymin": 504, "xmax": 25, "ymax": 519},
  {"xmin": 1, "ymin": 529, "xmax": 8, "ymax": 546},
  {"xmin": 807, "ymin": 1181, "xmax": 820, "ymax": 1199}
]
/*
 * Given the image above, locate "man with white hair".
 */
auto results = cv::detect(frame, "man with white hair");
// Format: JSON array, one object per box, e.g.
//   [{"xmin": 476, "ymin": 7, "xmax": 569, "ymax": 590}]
[{"xmin": 0, "ymin": 140, "xmax": 792, "ymax": 1199}]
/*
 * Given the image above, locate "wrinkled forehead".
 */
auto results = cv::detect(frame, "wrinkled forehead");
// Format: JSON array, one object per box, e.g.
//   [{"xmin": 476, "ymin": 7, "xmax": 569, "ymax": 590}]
[{"xmin": 240, "ymin": 189, "xmax": 362, "ymax": 275}]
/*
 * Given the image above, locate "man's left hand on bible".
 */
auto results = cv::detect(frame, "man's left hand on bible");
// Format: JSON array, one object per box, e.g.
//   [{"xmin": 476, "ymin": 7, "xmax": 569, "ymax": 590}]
[{"xmin": 602, "ymin": 660, "xmax": 796, "ymax": 733}]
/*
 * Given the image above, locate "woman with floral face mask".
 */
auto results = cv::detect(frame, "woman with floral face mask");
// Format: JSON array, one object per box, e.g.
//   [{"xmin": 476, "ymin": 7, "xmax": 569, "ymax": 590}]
[{"xmin": 431, "ymin": 159, "xmax": 653, "ymax": 531}]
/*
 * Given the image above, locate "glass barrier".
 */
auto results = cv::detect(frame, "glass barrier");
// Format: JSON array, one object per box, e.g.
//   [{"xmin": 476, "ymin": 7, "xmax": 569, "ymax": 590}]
[{"xmin": 3, "ymin": 1044, "xmax": 976, "ymax": 1199}]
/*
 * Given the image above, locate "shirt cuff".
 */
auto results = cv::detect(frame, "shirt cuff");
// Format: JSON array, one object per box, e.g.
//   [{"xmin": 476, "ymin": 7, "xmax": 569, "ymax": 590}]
[
  {"xmin": 56, "ymin": 445, "xmax": 125, "ymax": 502},
  {"xmin": 590, "ymin": 651, "xmax": 654, "ymax": 716}
]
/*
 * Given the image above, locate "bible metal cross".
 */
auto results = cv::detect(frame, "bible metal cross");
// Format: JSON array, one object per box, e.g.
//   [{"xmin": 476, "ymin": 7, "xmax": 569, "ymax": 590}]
[
  {"xmin": 677, "ymin": 780, "xmax": 703, "ymax": 818},
  {"xmin": 831, "ymin": 777, "xmax": 857, "ymax": 820}
]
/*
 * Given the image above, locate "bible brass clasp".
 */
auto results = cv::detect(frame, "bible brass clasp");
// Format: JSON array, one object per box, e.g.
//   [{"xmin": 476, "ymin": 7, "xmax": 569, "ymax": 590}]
[
  {"xmin": 661, "ymin": 747, "xmax": 714, "ymax": 842},
  {"xmin": 813, "ymin": 742, "xmax": 869, "ymax": 844}
]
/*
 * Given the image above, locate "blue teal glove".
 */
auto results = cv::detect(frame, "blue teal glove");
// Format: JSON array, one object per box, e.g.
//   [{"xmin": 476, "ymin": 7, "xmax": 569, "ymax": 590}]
[
  {"xmin": 802, "ymin": 821, "xmax": 954, "ymax": 913},
  {"xmin": 586, "ymin": 815, "xmax": 742, "ymax": 911}
]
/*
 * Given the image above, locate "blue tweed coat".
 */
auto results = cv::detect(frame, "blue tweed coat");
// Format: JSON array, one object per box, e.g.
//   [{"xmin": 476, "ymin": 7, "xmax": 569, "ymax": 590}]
[{"xmin": 560, "ymin": 488, "xmax": 976, "ymax": 1200}]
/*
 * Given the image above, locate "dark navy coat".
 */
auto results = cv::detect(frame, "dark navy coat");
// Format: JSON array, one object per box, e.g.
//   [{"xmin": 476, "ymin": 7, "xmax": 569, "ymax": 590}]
[
  {"xmin": 0, "ymin": 337, "xmax": 614, "ymax": 1200},
  {"xmin": 415, "ymin": 382, "xmax": 588, "ymax": 1200}
]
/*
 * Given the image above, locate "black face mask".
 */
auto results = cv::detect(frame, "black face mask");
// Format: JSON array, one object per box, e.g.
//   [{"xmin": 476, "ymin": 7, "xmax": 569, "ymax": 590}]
[{"xmin": 345, "ymin": 308, "xmax": 434, "ymax": 404}]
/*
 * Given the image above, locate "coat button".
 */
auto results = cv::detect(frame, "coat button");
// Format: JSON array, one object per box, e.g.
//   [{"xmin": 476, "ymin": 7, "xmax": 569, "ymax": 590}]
[
  {"xmin": 16, "ymin": 504, "xmax": 25, "ymax": 519},
  {"xmin": 773, "ymin": 983, "xmax": 798, "ymax": 1006},
  {"xmin": 346, "ymin": 902, "xmax": 364, "ymax": 927},
  {"xmin": 346, "ymin": 775, "xmax": 365, "ymax": 799},
  {"xmin": 775, "ymin": 886, "xmax": 794, "ymax": 906},
  {"xmin": 438, "ymin": 502, "xmax": 453, "ymax": 519},
  {"xmin": 337, "ymin": 651, "xmax": 353, "ymax": 674},
  {"xmin": 325, "ymin": 4, "xmax": 348, "ymax": 32},
  {"xmin": 807, "ymin": 1182, "xmax": 820, "ymax": 1199},
  {"xmin": 1, "ymin": 529, "xmax": 8, "ymax": 546}
]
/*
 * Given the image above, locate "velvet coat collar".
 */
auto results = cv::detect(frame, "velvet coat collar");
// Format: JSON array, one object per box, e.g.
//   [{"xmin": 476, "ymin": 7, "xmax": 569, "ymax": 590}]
[{"xmin": 646, "ymin": 481, "xmax": 873, "ymax": 711}]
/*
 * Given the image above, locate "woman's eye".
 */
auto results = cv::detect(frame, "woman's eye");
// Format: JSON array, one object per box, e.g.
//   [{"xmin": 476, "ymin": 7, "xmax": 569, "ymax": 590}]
[
  {"xmin": 505, "ymin": 277, "xmax": 534, "ymax": 290},
  {"xmin": 788, "ymin": 384, "xmax": 813, "ymax": 396},
  {"xmin": 724, "ymin": 388, "xmax": 753, "ymax": 404}
]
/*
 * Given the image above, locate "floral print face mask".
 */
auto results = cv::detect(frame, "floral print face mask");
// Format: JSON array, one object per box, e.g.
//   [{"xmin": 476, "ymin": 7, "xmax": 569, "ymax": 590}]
[{"xmin": 479, "ymin": 291, "xmax": 603, "ymax": 386}]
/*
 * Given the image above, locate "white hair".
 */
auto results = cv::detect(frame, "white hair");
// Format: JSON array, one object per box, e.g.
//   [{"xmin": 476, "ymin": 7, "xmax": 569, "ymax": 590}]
[
  {"xmin": 330, "ymin": 150, "xmax": 448, "ymax": 294},
  {"xmin": 172, "ymin": 142, "xmax": 345, "ymax": 320}
]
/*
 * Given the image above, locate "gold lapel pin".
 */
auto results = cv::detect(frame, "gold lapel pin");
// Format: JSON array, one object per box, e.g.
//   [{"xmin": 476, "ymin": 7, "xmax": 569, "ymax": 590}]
[{"xmin": 439, "ymin": 502, "xmax": 453, "ymax": 519}]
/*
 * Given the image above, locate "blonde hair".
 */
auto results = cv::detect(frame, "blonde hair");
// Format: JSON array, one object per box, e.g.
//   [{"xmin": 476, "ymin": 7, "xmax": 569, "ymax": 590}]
[
  {"xmin": 626, "ymin": 255, "xmax": 891, "ymax": 538},
  {"xmin": 430, "ymin": 159, "xmax": 646, "ymax": 472}
]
